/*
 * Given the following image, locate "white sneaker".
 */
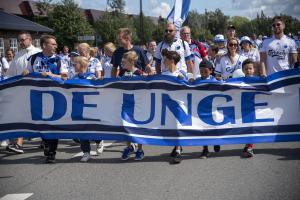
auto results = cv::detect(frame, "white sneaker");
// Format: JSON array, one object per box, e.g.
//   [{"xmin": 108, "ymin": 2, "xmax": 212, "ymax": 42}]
[
  {"xmin": 96, "ymin": 141, "xmax": 104, "ymax": 154},
  {"xmin": 80, "ymin": 152, "xmax": 91, "ymax": 162},
  {"xmin": 0, "ymin": 140, "xmax": 9, "ymax": 147}
]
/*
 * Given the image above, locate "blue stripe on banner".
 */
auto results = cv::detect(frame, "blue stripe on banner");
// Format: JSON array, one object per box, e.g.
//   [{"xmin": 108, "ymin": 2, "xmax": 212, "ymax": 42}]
[
  {"xmin": 1, "ymin": 73, "xmax": 300, "ymax": 92},
  {"xmin": 1, "ymin": 131, "xmax": 300, "ymax": 146},
  {"xmin": 1, "ymin": 123, "xmax": 300, "ymax": 138},
  {"xmin": 1, "ymin": 69, "xmax": 300, "ymax": 89}
]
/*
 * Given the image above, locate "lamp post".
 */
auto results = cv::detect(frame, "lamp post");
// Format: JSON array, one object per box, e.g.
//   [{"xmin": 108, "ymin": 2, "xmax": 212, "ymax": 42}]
[{"xmin": 139, "ymin": 0, "xmax": 144, "ymax": 45}]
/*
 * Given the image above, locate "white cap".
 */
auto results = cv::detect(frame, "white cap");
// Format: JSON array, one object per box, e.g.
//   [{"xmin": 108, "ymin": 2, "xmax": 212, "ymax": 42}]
[
  {"xmin": 214, "ymin": 34, "xmax": 225, "ymax": 43},
  {"xmin": 240, "ymin": 36, "xmax": 252, "ymax": 44}
]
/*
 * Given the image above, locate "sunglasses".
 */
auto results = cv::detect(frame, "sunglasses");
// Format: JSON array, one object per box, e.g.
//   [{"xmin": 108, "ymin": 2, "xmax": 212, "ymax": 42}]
[
  {"xmin": 228, "ymin": 43, "xmax": 238, "ymax": 47},
  {"xmin": 272, "ymin": 23, "xmax": 281, "ymax": 27},
  {"xmin": 165, "ymin": 29, "xmax": 175, "ymax": 33}
]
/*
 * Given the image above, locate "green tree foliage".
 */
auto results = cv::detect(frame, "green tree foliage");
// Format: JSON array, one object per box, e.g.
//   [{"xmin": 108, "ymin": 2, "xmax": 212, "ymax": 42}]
[
  {"xmin": 94, "ymin": 12, "xmax": 137, "ymax": 45},
  {"xmin": 151, "ymin": 17, "xmax": 167, "ymax": 43},
  {"xmin": 134, "ymin": 13, "xmax": 158, "ymax": 44},
  {"xmin": 36, "ymin": 0, "xmax": 93, "ymax": 49},
  {"xmin": 94, "ymin": 0, "xmax": 137, "ymax": 45},
  {"xmin": 184, "ymin": 9, "xmax": 229, "ymax": 41},
  {"xmin": 229, "ymin": 16, "xmax": 251, "ymax": 36}
]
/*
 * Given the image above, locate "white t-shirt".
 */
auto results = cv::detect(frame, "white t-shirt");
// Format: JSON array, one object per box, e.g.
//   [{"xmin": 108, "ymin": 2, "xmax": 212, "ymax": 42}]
[
  {"xmin": 0, "ymin": 57, "xmax": 9, "ymax": 78},
  {"xmin": 88, "ymin": 57, "xmax": 103, "ymax": 74},
  {"xmin": 240, "ymin": 48, "xmax": 260, "ymax": 62},
  {"xmin": 154, "ymin": 39, "xmax": 193, "ymax": 73},
  {"xmin": 146, "ymin": 51, "xmax": 156, "ymax": 71},
  {"xmin": 215, "ymin": 54, "xmax": 247, "ymax": 79},
  {"xmin": 260, "ymin": 35, "xmax": 297, "ymax": 75},
  {"xmin": 162, "ymin": 70, "xmax": 185, "ymax": 78},
  {"xmin": 102, "ymin": 55, "xmax": 112, "ymax": 78},
  {"xmin": 27, "ymin": 53, "xmax": 68, "ymax": 74},
  {"xmin": 8, "ymin": 45, "xmax": 41, "ymax": 77}
]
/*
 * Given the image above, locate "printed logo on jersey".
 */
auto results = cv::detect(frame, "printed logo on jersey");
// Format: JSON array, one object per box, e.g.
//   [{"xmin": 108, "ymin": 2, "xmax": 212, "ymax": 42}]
[{"xmin": 268, "ymin": 49, "xmax": 286, "ymax": 60}]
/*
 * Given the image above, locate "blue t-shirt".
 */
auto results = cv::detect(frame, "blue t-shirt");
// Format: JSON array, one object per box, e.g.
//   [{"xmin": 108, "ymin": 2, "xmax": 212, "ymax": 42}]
[{"xmin": 111, "ymin": 46, "xmax": 149, "ymax": 71}]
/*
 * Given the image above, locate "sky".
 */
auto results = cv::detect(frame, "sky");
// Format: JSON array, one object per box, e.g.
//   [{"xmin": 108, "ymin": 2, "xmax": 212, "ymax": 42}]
[{"xmin": 69, "ymin": 0, "xmax": 300, "ymax": 20}]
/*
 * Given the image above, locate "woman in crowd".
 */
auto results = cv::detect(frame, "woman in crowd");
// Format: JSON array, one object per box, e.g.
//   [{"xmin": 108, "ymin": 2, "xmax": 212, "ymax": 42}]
[
  {"xmin": 215, "ymin": 38, "xmax": 247, "ymax": 80},
  {"xmin": 239, "ymin": 36, "xmax": 260, "ymax": 75}
]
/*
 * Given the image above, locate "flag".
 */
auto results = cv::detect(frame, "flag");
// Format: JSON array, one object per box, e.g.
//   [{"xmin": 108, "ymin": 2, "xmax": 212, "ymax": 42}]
[{"xmin": 167, "ymin": 0, "xmax": 191, "ymax": 37}]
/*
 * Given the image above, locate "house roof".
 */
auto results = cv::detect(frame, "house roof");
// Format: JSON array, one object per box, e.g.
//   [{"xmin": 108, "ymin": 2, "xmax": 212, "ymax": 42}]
[{"xmin": 0, "ymin": 10, "xmax": 53, "ymax": 32}]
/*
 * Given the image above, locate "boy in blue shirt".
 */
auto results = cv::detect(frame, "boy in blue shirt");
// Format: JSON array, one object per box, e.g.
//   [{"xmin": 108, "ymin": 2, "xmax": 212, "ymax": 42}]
[{"xmin": 198, "ymin": 59, "xmax": 221, "ymax": 159}]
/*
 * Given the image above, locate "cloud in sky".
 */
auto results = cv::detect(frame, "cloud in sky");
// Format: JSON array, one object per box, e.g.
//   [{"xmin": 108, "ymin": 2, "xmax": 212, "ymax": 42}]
[
  {"xmin": 151, "ymin": 2, "xmax": 171, "ymax": 18},
  {"xmin": 231, "ymin": 0, "xmax": 300, "ymax": 19}
]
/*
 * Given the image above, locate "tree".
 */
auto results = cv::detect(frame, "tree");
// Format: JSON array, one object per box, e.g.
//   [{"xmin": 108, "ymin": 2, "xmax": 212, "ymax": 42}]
[
  {"xmin": 94, "ymin": 0, "xmax": 137, "ymax": 45},
  {"xmin": 229, "ymin": 16, "xmax": 251, "ymax": 36},
  {"xmin": 134, "ymin": 14, "xmax": 157, "ymax": 44},
  {"xmin": 47, "ymin": 0, "xmax": 93, "ymax": 49},
  {"xmin": 151, "ymin": 17, "xmax": 167, "ymax": 43}
]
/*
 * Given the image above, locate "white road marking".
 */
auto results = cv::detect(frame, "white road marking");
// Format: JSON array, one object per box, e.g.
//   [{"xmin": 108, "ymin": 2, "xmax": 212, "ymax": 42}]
[
  {"xmin": 72, "ymin": 142, "xmax": 113, "ymax": 158},
  {"xmin": 0, "ymin": 193, "xmax": 33, "ymax": 200}
]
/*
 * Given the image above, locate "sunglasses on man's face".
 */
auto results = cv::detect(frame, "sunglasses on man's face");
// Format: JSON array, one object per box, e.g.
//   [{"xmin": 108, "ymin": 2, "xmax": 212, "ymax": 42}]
[
  {"xmin": 165, "ymin": 29, "xmax": 175, "ymax": 33},
  {"xmin": 272, "ymin": 23, "xmax": 282, "ymax": 27}
]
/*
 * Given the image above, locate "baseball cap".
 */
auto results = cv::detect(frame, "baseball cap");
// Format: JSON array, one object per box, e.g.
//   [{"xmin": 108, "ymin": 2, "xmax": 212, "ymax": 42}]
[
  {"xmin": 199, "ymin": 59, "xmax": 213, "ymax": 69},
  {"xmin": 227, "ymin": 25, "xmax": 236, "ymax": 30},
  {"xmin": 240, "ymin": 36, "xmax": 252, "ymax": 45},
  {"xmin": 214, "ymin": 34, "xmax": 225, "ymax": 43}
]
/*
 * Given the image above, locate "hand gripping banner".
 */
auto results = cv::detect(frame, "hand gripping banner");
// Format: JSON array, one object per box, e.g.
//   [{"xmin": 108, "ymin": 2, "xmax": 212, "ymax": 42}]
[{"xmin": 1, "ymin": 69, "xmax": 300, "ymax": 146}]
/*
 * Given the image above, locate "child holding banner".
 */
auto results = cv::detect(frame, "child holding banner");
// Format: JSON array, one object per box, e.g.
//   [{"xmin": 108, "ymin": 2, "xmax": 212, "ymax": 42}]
[
  {"xmin": 160, "ymin": 49, "xmax": 187, "ymax": 164},
  {"xmin": 198, "ymin": 59, "xmax": 221, "ymax": 159},
  {"xmin": 71, "ymin": 56, "xmax": 103, "ymax": 162},
  {"xmin": 120, "ymin": 51, "xmax": 145, "ymax": 161},
  {"xmin": 241, "ymin": 58, "xmax": 256, "ymax": 158}
]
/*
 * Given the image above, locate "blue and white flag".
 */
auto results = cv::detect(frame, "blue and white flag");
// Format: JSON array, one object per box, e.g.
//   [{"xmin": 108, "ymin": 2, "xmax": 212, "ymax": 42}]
[
  {"xmin": 167, "ymin": 0, "xmax": 191, "ymax": 37},
  {"xmin": 1, "ymin": 70, "xmax": 300, "ymax": 146}
]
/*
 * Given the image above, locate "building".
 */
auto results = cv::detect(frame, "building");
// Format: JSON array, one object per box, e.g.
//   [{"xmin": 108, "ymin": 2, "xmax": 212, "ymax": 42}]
[{"xmin": 0, "ymin": 9, "xmax": 53, "ymax": 56}]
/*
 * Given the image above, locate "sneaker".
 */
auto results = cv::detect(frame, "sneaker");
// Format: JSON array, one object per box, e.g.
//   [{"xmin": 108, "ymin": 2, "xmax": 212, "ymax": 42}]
[
  {"xmin": 200, "ymin": 149, "xmax": 210, "ymax": 159},
  {"xmin": 214, "ymin": 145, "xmax": 220, "ymax": 153},
  {"xmin": 121, "ymin": 146, "xmax": 135, "ymax": 160},
  {"xmin": 170, "ymin": 146, "xmax": 183, "ymax": 157},
  {"xmin": 0, "ymin": 140, "xmax": 9, "ymax": 147},
  {"xmin": 39, "ymin": 141, "xmax": 45, "ymax": 149},
  {"xmin": 45, "ymin": 155, "xmax": 56, "ymax": 164},
  {"xmin": 7, "ymin": 144, "xmax": 24, "ymax": 154},
  {"xmin": 80, "ymin": 152, "xmax": 91, "ymax": 162},
  {"xmin": 96, "ymin": 141, "xmax": 104, "ymax": 154},
  {"xmin": 172, "ymin": 151, "xmax": 182, "ymax": 164},
  {"xmin": 243, "ymin": 147, "xmax": 254, "ymax": 158},
  {"xmin": 135, "ymin": 150, "xmax": 145, "ymax": 161}
]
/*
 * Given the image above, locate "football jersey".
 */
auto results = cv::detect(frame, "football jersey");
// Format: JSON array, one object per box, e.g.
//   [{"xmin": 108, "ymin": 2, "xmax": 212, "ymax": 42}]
[
  {"xmin": 102, "ymin": 55, "xmax": 112, "ymax": 78},
  {"xmin": 215, "ymin": 54, "xmax": 247, "ymax": 79},
  {"xmin": 260, "ymin": 35, "xmax": 297, "ymax": 75},
  {"xmin": 240, "ymin": 48, "xmax": 260, "ymax": 62},
  {"xmin": 154, "ymin": 39, "xmax": 193, "ymax": 73},
  {"xmin": 27, "ymin": 52, "xmax": 68, "ymax": 75},
  {"xmin": 88, "ymin": 57, "xmax": 102, "ymax": 74}
]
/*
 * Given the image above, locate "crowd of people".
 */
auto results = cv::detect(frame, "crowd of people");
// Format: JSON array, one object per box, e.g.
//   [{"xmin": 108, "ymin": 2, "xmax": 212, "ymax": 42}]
[{"xmin": 0, "ymin": 15, "xmax": 299, "ymax": 164}]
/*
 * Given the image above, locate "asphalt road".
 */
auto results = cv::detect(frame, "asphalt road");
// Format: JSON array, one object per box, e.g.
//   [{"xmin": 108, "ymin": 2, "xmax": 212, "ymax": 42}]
[{"xmin": 0, "ymin": 139, "xmax": 299, "ymax": 200}]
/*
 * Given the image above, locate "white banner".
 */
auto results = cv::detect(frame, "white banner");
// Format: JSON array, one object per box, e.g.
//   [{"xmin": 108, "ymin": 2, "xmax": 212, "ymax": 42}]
[{"xmin": 1, "ymin": 69, "xmax": 300, "ymax": 146}]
